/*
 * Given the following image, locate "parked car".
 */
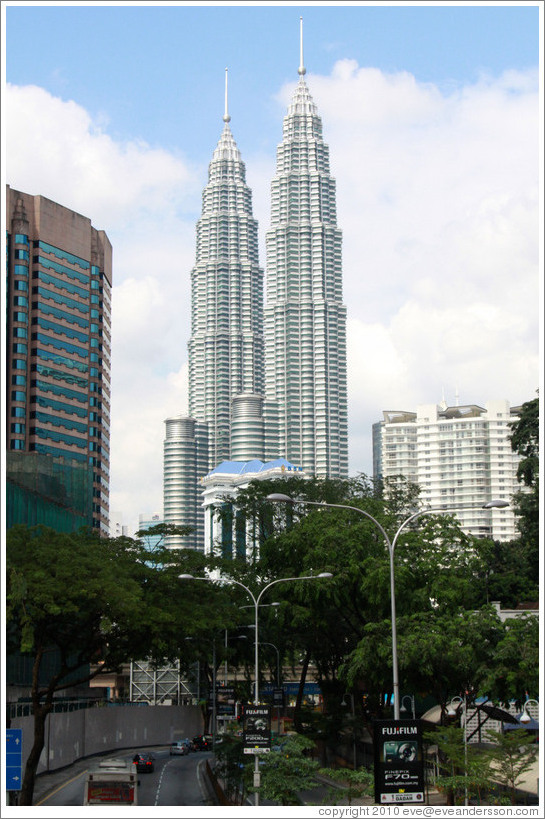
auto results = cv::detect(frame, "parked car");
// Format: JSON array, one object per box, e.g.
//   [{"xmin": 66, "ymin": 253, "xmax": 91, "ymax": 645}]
[
  {"xmin": 192, "ymin": 734, "xmax": 210, "ymax": 751},
  {"xmin": 132, "ymin": 752, "xmax": 155, "ymax": 773},
  {"xmin": 169, "ymin": 740, "xmax": 189, "ymax": 756}
]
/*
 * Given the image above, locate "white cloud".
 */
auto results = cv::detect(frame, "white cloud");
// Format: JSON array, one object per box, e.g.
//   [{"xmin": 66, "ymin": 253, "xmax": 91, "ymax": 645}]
[{"xmin": 5, "ymin": 62, "xmax": 540, "ymax": 531}]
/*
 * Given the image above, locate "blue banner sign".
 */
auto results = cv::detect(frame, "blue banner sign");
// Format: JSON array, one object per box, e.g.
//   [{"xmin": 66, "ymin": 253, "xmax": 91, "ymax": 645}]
[{"xmin": 6, "ymin": 728, "xmax": 23, "ymax": 791}]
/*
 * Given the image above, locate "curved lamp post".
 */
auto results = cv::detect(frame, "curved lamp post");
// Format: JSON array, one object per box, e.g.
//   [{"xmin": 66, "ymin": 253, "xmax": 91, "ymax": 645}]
[
  {"xmin": 400, "ymin": 694, "xmax": 416, "ymax": 720},
  {"xmin": 520, "ymin": 698, "xmax": 539, "ymax": 724},
  {"xmin": 266, "ymin": 493, "xmax": 509, "ymax": 719},
  {"xmin": 179, "ymin": 571, "xmax": 333, "ymax": 806}
]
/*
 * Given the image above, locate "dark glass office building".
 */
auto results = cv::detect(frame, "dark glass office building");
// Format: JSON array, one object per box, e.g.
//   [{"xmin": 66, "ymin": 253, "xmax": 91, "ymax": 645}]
[{"xmin": 5, "ymin": 186, "xmax": 112, "ymax": 534}]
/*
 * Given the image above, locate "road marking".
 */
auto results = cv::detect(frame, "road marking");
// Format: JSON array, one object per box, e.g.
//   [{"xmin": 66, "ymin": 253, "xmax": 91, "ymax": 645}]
[
  {"xmin": 154, "ymin": 757, "xmax": 173, "ymax": 805},
  {"xmin": 34, "ymin": 769, "xmax": 88, "ymax": 805}
]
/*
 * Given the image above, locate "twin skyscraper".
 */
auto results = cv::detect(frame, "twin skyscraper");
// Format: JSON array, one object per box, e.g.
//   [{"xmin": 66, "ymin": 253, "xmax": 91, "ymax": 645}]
[{"xmin": 164, "ymin": 29, "xmax": 348, "ymax": 550}]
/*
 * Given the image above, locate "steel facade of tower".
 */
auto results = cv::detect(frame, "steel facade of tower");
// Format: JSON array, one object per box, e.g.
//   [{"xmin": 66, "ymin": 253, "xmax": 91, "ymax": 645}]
[
  {"xmin": 187, "ymin": 105, "xmax": 264, "ymax": 469},
  {"xmin": 264, "ymin": 65, "xmax": 348, "ymax": 478},
  {"xmin": 6, "ymin": 186, "xmax": 112, "ymax": 534}
]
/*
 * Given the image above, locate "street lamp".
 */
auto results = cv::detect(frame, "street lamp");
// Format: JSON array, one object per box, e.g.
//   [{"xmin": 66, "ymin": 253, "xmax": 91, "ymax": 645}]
[
  {"xmin": 520, "ymin": 698, "xmax": 539, "ymax": 724},
  {"xmin": 400, "ymin": 694, "xmax": 416, "ymax": 720},
  {"xmin": 267, "ymin": 493, "xmax": 508, "ymax": 719},
  {"xmin": 179, "ymin": 571, "xmax": 333, "ymax": 806},
  {"xmin": 342, "ymin": 693, "xmax": 357, "ymax": 769},
  {"xmin": 447, "ymin": 695, "xmax": 468, "ymax": 806},
  {"xmin": 260, "ymin": 641, "xmax": 281, "ymax": 687}
]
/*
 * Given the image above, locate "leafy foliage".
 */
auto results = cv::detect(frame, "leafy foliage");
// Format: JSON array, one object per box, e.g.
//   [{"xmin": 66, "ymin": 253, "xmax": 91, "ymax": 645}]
[{"xmin": 249, "ymin": 733, "xmax": 320, "ymax": 805}]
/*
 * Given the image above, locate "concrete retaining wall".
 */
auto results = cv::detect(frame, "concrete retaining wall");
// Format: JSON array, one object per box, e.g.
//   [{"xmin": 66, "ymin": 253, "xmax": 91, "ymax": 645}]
[{"xmin": 11, "ymin": 705, "xmax": 203, "ymax": 774}]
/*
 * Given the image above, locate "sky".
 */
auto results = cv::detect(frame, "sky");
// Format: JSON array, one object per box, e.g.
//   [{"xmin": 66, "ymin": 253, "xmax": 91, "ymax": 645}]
[{"xmin": 2, "ymin": 1, "xmax": 542, "ymax": 538}]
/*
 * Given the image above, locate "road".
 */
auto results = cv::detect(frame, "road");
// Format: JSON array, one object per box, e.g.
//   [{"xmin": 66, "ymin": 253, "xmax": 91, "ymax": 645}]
[{"xmin": 35, "ymin": 747, "xmax": 215, "ymax": 807}]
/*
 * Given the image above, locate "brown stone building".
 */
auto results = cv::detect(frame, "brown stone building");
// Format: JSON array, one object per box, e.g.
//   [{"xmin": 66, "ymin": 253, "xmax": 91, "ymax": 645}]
[{"xmin": 6, "ymin": 185, "xmax": 112, "ymax": 534}]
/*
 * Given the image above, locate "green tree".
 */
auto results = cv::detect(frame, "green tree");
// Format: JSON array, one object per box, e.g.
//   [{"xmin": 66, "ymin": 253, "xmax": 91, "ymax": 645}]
[
  {"xmin": 479, "ymin": 615, "xmax": 539, "ymax": 702},
  {"xmin": 424, "ymin": 725, "xmax": 494, "ymax": 805},
  {"xmin": 6, "ymin": 523, "xmax": 222, "ymax": 805},
  {"xmin": 318, "ymin": 767, "xmax": 374, "ymax": 805},
  {"xmin": 249, "ymin": 733, "xmax": 320, "ymax": 805},
  {"xmin": 509, "ymin": 395, "xmax": 539, "ymax": 581},
  {"xmin": 485, "ymin": 728, "xmax": 538, "ymax": 805}
]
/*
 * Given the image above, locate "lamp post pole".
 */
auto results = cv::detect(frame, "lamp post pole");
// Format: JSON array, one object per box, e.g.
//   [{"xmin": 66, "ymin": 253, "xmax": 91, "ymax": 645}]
[
  {"xmin": 267, "ymin": 494, "xmax": 508, "ymax": 720},
  {"xmin": 342, "ymin": 693, "xmax": 357, "ymax": 769},
  {"xmin": 448, "ymin": 695, "xmax": 468, "ymax": 806},
  {"xmin": 261, "ymin": 641, "xmax": 281, "ymax": 734},
  {"xmin": 179, "ymin": 571, "xmax": 333, "ymax": 805}
]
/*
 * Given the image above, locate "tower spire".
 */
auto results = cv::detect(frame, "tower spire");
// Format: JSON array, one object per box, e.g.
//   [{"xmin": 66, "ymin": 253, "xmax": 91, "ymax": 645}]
[
  {"xmin": 223, "ymin": 67, "xmax": 231, "ymax": 123},
  {"xmin": 298, "ymin": 16, "xmax": 306, "ymax": 76}
]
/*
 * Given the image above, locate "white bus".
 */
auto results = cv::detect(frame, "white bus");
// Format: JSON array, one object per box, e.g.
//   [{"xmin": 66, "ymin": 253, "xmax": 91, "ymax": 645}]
[{"xmin": 83, "ymin": 757, "xmax": 138, "ymax": 805}]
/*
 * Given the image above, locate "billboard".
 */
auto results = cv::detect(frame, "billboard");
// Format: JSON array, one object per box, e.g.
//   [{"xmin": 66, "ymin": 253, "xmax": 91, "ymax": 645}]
[
  {"xmin": 243, "ymin": 705, "xmax": 271, "ymax": 754},
  {"xmin": 374, "ymin": 720, "xmax": 425, "ymax": 804}
]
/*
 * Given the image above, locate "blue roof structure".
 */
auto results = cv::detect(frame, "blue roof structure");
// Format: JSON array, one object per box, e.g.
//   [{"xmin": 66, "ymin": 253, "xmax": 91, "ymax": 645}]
[{"xmin": 205, "ymin": 457, "xmax": 303, "ymax": 478}]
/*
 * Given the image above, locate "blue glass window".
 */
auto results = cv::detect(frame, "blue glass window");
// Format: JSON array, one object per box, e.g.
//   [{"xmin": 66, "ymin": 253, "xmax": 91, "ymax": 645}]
[
  {"xmin": 15, "ymin": 249, "xmax": 29, "ymax": 260},
  {"xmin": 11, "ymin": 423, "xmax": 25, "ymax": 434},
  {"xmin": 34, "ymin": 317, "xmax": 88, "ymax": 344},
  {"xmin": 13, "ymin": 359, "xmax": 26, "ymax": 369},
  {"xmin": 14, "ymin": 328, "xmax": 28, "ymax": 338},
  {"xmin": 33, "ymin": 301, "xmax": 89, "ymax": 329},
  {"xmin": 35, "ymin": 255, "xmax": 89, "ymax": 284},
  {"xmin": 33, "ymin": 395, "xmax": 87, "ymax": 418},
  {"xmin": 90, "ymin": 280, "xmax": 100, "ymax": 290},
  {"xmin": 12, "ymin": 343, "xmax": 27, "ymax": 354},
  {"xmin": 34, "ymin": 362, "xmax": 88, "ymax": 388},
  {"xmin": 12, "ymin": 375, "xmax": 26, "ymax": 385},
  {"xmin": 35, "ymin": 286, "xmax": 89, "ymax": 314},
  {"xmin": 90, "ymin": 309, "xmax": 99, "ymax": 319},
  {"xmin": 33, "ymin": 442, "xmax": 87, "ymax": 462},
  {"xmin": 14, "ymin": 296, "xmax": 28, "ymax": 307},
  {"xmin": 33, "ymin": 270, "xmax": 88, "ymax": 298},
  {"xmin": 11, "ymin": 440, "xmax": 25, "ymax": 450},
  {"xmin": 91, "ymin": 265, "xmax": 100, "ymax": 276},
  {"xmin": 14, "ymin": 264, "xmax": 28, "ymax": 276},
  {"xmin": 36, "ymin": 240, "xmax": 90, "ymax": 270},
  {"xmin": 11, "ymin": 391, "xmax": 26, "ymax": 402},
  {"xmin": 32, "ymin": 411, "xmax": 88, "ymax": 434},
  {"xmin": 33, "ymin": 333, "xmax": 88, "ymax": 359},
  {"xmin": 90, "ymin": 367, "xmax": 99, "ymax": 377},
  {"xmin": 32, "ymin": 427, "xmax": 87, "ymax": 448},
  {"xmin": 35, "ymin": 349, "xmax": 88, "ymax": 373},
  {"xmin": 90, "ymin": 295, "xmax": 100, "ymax": 304},
  {"xmin": 33, "ymin": 379, "xmax": 87, "ymax": 403},
  {"xmin": 14, "ymin": 280, "xmax": 28, "ymax": 291},
  {"xmin": 90, "ymin": 338, "xmax": 101, "ymax": 349},
  {"xmin": 90, "ymin": 324, "xmax": 99, "ymax": 334},
  {"xmin": 13, "ymin": 312, "xmax": 28, "ymax": 323},
  {"xmin": 15, "ymin": 234, "xmax": 29, "ymax": 245},
  {"xmin": 12, "ymin": 407, "xmax": 26, "ymax": 417}
]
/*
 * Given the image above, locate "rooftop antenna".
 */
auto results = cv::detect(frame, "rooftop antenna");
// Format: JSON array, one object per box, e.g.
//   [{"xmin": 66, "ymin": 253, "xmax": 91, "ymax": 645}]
[
  {"xmin": 298, "ymin": 16, "xmax": 306, "ymax": 76},
  {"xmin": 223, "ymin": 67, "xmax": 231, "ymax": 123}
]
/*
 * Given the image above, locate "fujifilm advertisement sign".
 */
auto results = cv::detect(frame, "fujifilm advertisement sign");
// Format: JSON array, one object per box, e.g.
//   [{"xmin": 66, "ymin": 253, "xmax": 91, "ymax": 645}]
[{"xmin": 374, "ymin": 719, "xmax": 425, "ymax": 804}]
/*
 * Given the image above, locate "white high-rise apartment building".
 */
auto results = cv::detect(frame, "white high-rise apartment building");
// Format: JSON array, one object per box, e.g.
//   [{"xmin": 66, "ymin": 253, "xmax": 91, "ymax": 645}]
[
  {"xmin": 264, "ymin": 32, "xmax": 348, "ymax": 478},
  {"xmin": 373, "ymin": 399, "xmax": 522, "ymax": 541}
]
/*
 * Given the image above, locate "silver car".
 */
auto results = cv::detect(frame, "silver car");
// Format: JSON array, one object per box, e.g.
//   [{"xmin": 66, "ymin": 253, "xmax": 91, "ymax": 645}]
[{"xmin": 169, "ymin": 740, "xmax": 188, "ymax": 756}]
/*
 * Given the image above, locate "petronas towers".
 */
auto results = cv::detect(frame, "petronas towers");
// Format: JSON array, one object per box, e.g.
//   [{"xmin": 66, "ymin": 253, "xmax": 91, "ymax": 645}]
[{"xmin": 164, "ymin": 32, "xmax": 348, "ymax": 550}]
